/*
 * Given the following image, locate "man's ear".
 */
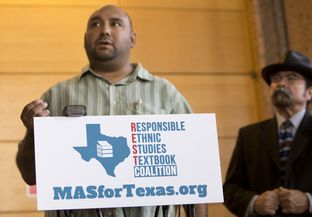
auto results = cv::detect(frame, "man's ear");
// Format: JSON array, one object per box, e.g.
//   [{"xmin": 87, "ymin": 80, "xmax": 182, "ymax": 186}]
[
  {"xmin": 130, "ymin": 32, "xmax": 136, "ymax": 48},
  {"xmin": 306, "ymin": 86, "xmax": 312, "ymax": 101}
]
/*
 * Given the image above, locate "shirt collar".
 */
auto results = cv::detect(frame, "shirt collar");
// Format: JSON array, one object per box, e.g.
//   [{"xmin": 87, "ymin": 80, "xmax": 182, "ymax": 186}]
[
  {"xmin": 78, "ymin": 63, "xmax": 154, "ymax": 83},
  {"xmin": 276, "ymin": 109, "xmax": 306, "ymax": 130}
]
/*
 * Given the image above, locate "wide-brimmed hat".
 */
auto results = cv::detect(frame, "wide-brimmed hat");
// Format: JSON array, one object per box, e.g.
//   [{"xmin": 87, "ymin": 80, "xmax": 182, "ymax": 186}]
[{"xmin": 261, "ymin": 50, "xmax": 312, "ymax": 84}]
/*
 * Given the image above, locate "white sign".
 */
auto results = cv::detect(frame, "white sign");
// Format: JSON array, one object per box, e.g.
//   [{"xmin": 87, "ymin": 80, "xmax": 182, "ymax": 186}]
[{"xmin": 34, "ymin": 113, "xmax": 223, "ymax": 210}]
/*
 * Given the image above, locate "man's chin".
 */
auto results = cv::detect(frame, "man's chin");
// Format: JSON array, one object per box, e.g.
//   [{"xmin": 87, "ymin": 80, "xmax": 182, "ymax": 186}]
[
  {"xmin": 274, "ymin": 104, "xmax": 290, "ymax": 109},
  {"xmin": 93, "ymin": 54, "xmax": 115, "ymax": 62},
  {"xmin": 93, "ymin": 50, "xmax": 116, "ymax": 61},
  {"xmin": 272, "ymin": 100, "xmax": 292, "ymax": 108}
]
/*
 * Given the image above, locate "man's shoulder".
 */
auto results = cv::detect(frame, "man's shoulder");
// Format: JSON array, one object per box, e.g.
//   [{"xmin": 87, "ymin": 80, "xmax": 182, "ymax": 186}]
[
  {"xmin": 41, "ymin": 75, "xmax": 81, "ymax": 100},
  {"xmin": 152, "ymin": 74, "xmax": 173, "ymax": 85},
  {"xmin": 136, "ymin": 63, "xmax": 174, "ymax": 84},
  {"xmin": 240, "ymin": 118, "xmax": 275, "ymax": 132},
  {"xmin": 48, "ymin": 74, "xmax": 81, "ymax": 89}
]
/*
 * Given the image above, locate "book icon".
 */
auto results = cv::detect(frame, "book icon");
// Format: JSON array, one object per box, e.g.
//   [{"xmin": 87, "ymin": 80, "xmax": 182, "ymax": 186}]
[{"xmin": 97, "ymin": 141, "xmax": 113, "ymax": 158}]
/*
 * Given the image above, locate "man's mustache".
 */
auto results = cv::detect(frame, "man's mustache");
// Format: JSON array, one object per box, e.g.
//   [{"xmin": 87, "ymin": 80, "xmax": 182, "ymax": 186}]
[
  {"xmin": 273, "ymin": 87, "xmax": 291, "ymax": 96},
  {"xmin": 271, "ymin": 86, "xmax": 292, "ymax": 108}
]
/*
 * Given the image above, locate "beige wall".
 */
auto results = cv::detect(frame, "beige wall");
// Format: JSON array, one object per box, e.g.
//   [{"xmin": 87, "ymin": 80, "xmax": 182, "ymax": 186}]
[{"xmin": 0, "ymin": 0, "xmax": 257, "ymax": 216}]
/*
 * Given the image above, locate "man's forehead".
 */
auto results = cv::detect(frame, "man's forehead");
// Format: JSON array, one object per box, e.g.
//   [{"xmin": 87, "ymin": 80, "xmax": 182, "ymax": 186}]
[{"xmin": 89, "ymin": 6, "xmax": 129, "ymax": 21}]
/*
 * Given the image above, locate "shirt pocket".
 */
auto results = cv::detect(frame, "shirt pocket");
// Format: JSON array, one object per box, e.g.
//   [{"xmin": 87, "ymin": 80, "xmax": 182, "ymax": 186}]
[{"xmin": 131, "ymin": 102, "xmax": 167, "ymax": 115}]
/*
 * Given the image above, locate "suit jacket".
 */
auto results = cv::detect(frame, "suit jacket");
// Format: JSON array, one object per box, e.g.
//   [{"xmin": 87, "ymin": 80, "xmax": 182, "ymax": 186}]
[{"xmin": 223, "ymin": 111, "xmax": 312, "ymax": 217}]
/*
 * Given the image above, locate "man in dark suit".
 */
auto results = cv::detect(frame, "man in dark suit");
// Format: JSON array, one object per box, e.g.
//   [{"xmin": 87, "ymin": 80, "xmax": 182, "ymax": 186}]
[{"xmin": 223, "ymin": 50, "xmax": 312, "ymax": 217}]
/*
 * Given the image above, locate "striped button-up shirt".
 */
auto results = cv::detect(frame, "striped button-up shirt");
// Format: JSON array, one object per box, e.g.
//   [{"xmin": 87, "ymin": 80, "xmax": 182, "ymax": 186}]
[{"xmin": 42, "ymin": 63, "xmax": 192, "ymax": 217}]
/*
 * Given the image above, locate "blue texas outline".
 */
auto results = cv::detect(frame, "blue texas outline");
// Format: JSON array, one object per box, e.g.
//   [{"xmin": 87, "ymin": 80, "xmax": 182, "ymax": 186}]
[{"xmin": 74, "ymin": 124, "xmax": 130, "ymax": 177}]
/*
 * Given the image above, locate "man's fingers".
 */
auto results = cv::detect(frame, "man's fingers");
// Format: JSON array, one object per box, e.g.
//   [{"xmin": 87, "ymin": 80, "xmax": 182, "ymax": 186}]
[
  {"xmin": 21, "ymin": 99, "xmax": 49, "ymax": 129},
  {"xmin": 36, "ymin": 109, "xmax": 50, "ymax": 117},
  {"xmin": 21, "ymin": 99, "xmax": 44, "ymax": 115}
]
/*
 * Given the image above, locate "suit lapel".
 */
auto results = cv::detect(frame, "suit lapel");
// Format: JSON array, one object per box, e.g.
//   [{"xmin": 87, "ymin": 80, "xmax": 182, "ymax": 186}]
[
  {"xmin": 262, "ymin": 118, "xmax": 280, "ymax": 168},
  {"xmin": 287, "ymin": 112, "xmax": 312, "ymax": 165}
]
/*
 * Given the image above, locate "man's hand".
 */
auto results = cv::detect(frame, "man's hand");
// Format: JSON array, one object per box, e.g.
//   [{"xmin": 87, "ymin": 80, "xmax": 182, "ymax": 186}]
[
  {"xmin": 254, "ymin": 190, "xmax": 280, "ymax": 215},
  {"xmin": 21, "ymin": 99, "xmax": 49, "ymax": 130},
  {"xmin": 17, "ymin": 99, "xmax": 49, "ymax": 185},
  {"xmin": 278, "ymin": 187, "xmax": 309, "ymax": 214}
]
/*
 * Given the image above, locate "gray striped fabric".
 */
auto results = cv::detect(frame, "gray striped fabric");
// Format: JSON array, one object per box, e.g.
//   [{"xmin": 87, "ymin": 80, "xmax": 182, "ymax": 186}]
[{"xmin": 42, "ymin": 63, "xmax": 192, "ymax": 117}]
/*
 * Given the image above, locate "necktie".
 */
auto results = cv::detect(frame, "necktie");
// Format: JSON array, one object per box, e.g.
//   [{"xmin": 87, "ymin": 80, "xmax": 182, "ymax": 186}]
[{"xmin": 279, "ymin": 120, "xmax": 294, "ymax": 186}]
